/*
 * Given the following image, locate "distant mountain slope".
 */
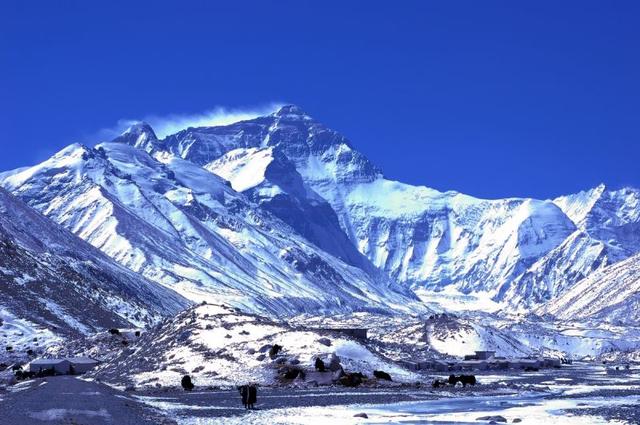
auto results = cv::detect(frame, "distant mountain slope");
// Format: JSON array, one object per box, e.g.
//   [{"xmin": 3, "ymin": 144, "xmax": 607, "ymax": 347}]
[
  {"xmin": 125, "ymin": 105, "xmax": 640, "ymax": 307},
  {"xmin": 502, "ymin": 185, "xmax": 640, "ymax": 306},
  {"xmin": 541, "ymin": 252, "xmax": 640, "ymax": 324},
  {"xmin": 0, "ymin": 187, "xmax": 189, "ymax": 362},
  {"xmin": 1, "ymin": 142, "xmax": 420, "ymax": 316}
]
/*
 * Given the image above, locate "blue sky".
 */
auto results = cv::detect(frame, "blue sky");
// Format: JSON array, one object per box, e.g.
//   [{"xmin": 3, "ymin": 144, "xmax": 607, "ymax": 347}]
[{"xmin": 1, "ymin": 1, "xmax": 638, "ymax": 199}]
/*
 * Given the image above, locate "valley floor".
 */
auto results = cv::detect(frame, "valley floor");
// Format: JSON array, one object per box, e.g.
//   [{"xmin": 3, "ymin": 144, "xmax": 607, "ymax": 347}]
[
  {"xmin": 0, "ymin": 376, "xmax": 174, "ymax": 425},
  {"xmin": 1, "ymin": 363, "xmax": 639, "ymax": 424}
]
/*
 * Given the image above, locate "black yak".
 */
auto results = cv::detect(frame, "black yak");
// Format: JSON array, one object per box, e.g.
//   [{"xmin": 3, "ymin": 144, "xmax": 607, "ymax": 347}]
[
  {"xmin": 269, "ymin": 344, "xmax": 283, "ymax": 358},
  {"xmin": 448, "ymin": 374, "xmax": 477, "ymax": 387},
  {"xmin": 181, "ymin": 375, "xmax": 194, "ymax": 391},
  {"xmin": 373, "ymin": 370, "xmax": 392, "ymax": 381}
]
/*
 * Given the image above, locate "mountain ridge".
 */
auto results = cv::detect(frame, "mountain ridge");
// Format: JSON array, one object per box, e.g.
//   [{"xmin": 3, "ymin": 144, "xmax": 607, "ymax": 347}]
[
  {"xmin": 1, "ymin": 139, "xmax": 421, "ymax": 316},
  {"xmin": 116, "ymin": 104, "xmax": 640, "ymax": 308},
  {"xmin": 2, "ymin": 104, "xmax": 639, "ymax": 315}
]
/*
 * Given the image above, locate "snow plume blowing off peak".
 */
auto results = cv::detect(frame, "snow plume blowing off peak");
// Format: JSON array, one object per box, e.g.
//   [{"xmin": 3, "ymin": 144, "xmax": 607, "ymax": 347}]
[{"xmin": 101, "ymin": 103, "xmax": 286, "ymax": 142}]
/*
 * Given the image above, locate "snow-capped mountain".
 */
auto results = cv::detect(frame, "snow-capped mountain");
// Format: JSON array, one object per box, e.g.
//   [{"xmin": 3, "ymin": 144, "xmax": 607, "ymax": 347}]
[
  {"xmin": 3, "ymin": 104, "xmax": 638, "ymax": 315},
  {"xmin": 541, "ymin": 252, "xmax": 640, "ymax": 324},
  {"xmin": 125, "ymin": 104, "xmax": 640, "ymax": 307},
  {"xmin": 0, "ymin": 141, "xmax": 419, "ymax": 316},
  {"xmin": 0, "ymin": 186, "xmax": 188, "ymax": 362}
]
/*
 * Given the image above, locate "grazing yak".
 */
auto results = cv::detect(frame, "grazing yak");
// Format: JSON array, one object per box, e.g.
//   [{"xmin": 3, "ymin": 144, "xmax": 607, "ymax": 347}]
[
  {"xmin": 432, "ymin": 379, "xmax": 447, "ymax": 388},
  {"xmin": 373, "ymin": 370, "xmax": 392, "ymax": 381},
  {"xmin": 432, "ymin": 375, "xmax": 478, "ymax": 388},
  {"xmin": 181, "ymin": 375, "xmax": 195, "ymax": 391},
  {"xmin": 448, "ymin": 374, "xmax": 477, "ymax": 387},
  {"xmin": 314, "ymin": 357, "xmax": 326, "ymax": 372},
  {"xmin": 339, "ymin": 372, "xmax": 364, "ymax": 387},
  {"xmin": 269, "ymin": 344, "xmax": 283, "ymax": 359}
]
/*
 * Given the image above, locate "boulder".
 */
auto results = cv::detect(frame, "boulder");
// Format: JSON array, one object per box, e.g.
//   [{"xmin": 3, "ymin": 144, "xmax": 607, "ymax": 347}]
[
  {"xmin": 177, "ymin": 330, "xmax": 191, "ymax": 342},
  {"xmin": 305, "ymin": 371, "xmax": 334, "ymax": 386},
  {"xmin": 328, "ymin": 353, "xmax": 342, "ymax": 372},
  {"xmin": 258, "ymin": 344, "xmax": 272, "ymax": 353},
  {"xmin": 476, "ymin": 416, "xmax": 507, "ymax": 423},
  {"xmin": 318, "ymin": 337, "xmax": 332, "ymax": 346}
]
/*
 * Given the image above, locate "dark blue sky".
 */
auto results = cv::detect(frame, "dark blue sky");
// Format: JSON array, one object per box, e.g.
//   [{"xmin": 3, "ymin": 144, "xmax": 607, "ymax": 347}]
[{"xmin": 2, "ymin": 1, "xmax": 639, "ymax": 199}]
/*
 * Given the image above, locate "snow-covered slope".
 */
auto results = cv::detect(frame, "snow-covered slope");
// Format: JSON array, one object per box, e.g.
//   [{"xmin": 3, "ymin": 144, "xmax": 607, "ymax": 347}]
[
  {"xmin": 503, "ymin": 185, "xmax": 640, "ymax": 305},
  {"xmin": 0, "ymin": 142, "xmax": 419, "ymax": 316},
  {"xmin": 291, "ymin": 312, "xmax": 533, "ymax": 360},
  {"xmin": 206, "ymin": 145, "xmax": 375, "ymax": 272},
  {"xmin": 541, "ymin": 252, "xmax": 640, "ymax": 324},
  {"xmin": 130, "ymin": 105, "xmax": 640, "ymax": 307},
  {"xmin": 292, "ymin": 311, "xmax": 640, "ymax": 361},
  {"xmin": 0, "ymin": 187, "xmax": 189, "ymax": 363},
  {"xmin": 90, "ymin": 303, "xmax": 418, "ymax": 388},
  {"xmin": 554, "ymin": 184, "xmax": 640, "ymax": 265}
]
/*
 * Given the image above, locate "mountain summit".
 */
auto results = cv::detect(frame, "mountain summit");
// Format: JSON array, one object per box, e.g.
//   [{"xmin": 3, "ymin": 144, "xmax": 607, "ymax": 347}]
[
  {"xmin": 111, "ymin": 121, "xmax": 159, "ymax": 152},
  {"xmin": 273, "ymin": 104, "xmax": 310, "ymax": 118}
]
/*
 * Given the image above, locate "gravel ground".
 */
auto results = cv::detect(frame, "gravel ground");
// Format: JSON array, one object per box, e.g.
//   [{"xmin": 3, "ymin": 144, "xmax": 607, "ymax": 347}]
[
  {"xmin": 0, "ymin": 376, "xmax": 175, "ymax": 425},
  {"xmin": 567, "ymin": 404, "xmax": 640, "ymax": 425},
  {"xmin": 135, "ymin": 386, "xmax": 448, "ymax": 419}
]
